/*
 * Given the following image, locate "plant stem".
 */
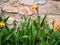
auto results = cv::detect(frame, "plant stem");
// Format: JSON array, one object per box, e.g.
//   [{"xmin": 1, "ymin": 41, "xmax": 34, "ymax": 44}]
[
  {"xmin": 36, "ymin": 8, "xmax": 39, "ymax": 15},
  {"xmin": 46, "ymin": 36, "xmax": 48, "ymax": 44},
  {"xmin": 0, "ymin": 38, "xmax": 1, "ymax": 45}
]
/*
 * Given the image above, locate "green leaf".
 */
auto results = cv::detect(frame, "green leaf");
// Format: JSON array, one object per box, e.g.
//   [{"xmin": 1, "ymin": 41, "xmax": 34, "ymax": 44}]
[
  {"xmin": 2, "ymin": 31, "xmax": 13, "ymax": 42},
  {"xmin": 31, "ymin": 24, "xmax": 37, "ymax": 39},
  {"xmin": 37, "ymin": 15, "xmax": 40, "ymax": 24},
  {"xmin": 38, "ymin": 28, "xmax": 46, "ymax": 40},
  {"xmin": 0, "ymin": 29, "xmax": 6, "ymax": 39},
  {"xmin": 0, "ymin": 16, "xmax": 2, "ymax": 22},
  {"xmin": 50, "ymin": 31, "xmax": 60, "ymax": 38},
  {"xmin": 49, "ymin": 38, "xmax": 56, "ymax": 45},
  {"xmin": 11, "ymin": 21, "xmax": 17, "ymax": 32},
  {"xmin": 41, "ymin": 40, "xmax": 50, "ymax": 45},
  {"xmin": 4, "ymin": 16, "xmax": 9, "ymax": 22},
  {"xmin": 41, "ymin": 15, "xmax": 47, "ymax": 27}
]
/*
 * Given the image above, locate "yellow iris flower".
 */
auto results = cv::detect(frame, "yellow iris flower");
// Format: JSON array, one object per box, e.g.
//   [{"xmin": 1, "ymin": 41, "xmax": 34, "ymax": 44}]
[
  {"xmin": 0, "ymin": 22, "xmax": 5, "ymax": 27},
  {"xmin": 53, "ymin": 25, "xmax": 59, "ymax": 31},
  {"xmin": 31, "ymin": 4, "xmax": 39, "ymax": 11}
]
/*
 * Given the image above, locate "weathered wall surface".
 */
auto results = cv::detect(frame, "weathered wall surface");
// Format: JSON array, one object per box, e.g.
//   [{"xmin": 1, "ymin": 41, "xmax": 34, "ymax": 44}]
[{"xmin": 0, "ymin": 0, "xmax": 60, "ymax": 28}]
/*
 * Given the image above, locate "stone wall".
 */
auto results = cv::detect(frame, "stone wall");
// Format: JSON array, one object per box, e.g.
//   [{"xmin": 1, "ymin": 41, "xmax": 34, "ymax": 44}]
[{"xmin": 0, "ymin": 0, "xmax": 60, "ymax": 28}]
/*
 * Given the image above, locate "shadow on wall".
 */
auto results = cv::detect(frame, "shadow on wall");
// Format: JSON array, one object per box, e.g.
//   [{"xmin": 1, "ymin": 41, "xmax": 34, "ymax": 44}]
[{"xmin": 53, "ymin": 0, "xmax": 60, "ymax": 1}]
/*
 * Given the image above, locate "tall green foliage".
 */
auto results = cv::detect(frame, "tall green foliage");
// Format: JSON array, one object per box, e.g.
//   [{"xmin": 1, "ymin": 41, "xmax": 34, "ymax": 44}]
[{"xmin": 0, "ymin": 15, "xmax": 60, "ymax": 45}]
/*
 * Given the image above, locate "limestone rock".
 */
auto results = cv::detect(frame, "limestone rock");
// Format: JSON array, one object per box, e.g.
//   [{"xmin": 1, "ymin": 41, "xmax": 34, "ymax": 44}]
[
  {"xmin": 0, "ymin": 5, "xmax": 2, "ymax": 15},
  {"xmin": 0, "ymin": 0, "xmax": 7, "ymax": 3},
  {"xmin": 18, "ymin": 6, "xmax": 34, "ymax": 15},
  {"xmin": 2, "ymin": 2, "xmax": 19, "ymax": 13},
  {"xmin": 2, "ymin": 3, "xmax": 34, "ymax": 15},
  {"xmin": 39, "ymin": 1, "xmax": 60, "ymax": 15},
  {"xmin": 18, "ymin": 0, "xmax": 46, "ymax": 5},
  {"xmin": 9, "ymin": 0, "xmax": 18, "ymax": 4},
  {"xmin": 7, "ymin": 17, "xmax": 14, "ymax": 25}
]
